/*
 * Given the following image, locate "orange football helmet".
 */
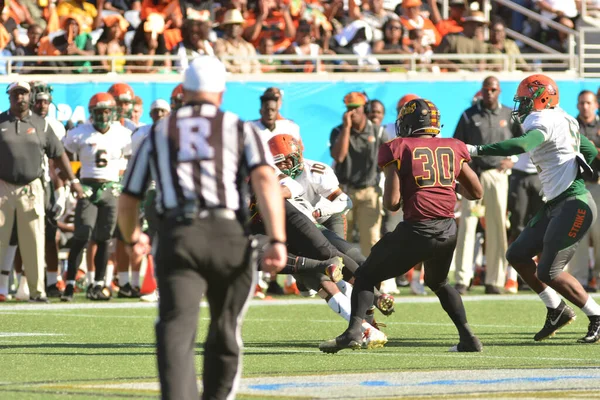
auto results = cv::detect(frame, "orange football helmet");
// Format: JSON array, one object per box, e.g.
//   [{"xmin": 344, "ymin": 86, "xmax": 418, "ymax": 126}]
[
  {"xmin": 89, "ymin": 92, "xmax": 116, "ymax": 131},
  {"xmin": 171, "ymin": 84, "xmax": 184, "ymax": 111},
  {"xmin": 267, "ymin": 134, "xmax": 304, "ymax": 178},
  {"xmin": 396, "ymin": 94, "xmax": 419, "ymax": 112},
  {"xmin": 108, "ymin": 83, "xmax": 135, "ymax": 119},
  {"xmin": 513, "ymin": 74, "xmax": 559, "ymax": 123}
]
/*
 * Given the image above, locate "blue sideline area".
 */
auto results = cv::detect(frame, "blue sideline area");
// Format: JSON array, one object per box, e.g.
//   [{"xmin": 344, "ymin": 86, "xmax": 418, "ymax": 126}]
[{"xmin": 1, "ymin": 79, "xmax": 599, "ymax": 163}]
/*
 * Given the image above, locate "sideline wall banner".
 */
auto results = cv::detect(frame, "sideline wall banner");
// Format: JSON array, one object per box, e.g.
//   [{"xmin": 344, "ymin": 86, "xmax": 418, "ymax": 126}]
[{"xmin": 1, "ymin": 80, "xmax": 595, "ymax": 163}]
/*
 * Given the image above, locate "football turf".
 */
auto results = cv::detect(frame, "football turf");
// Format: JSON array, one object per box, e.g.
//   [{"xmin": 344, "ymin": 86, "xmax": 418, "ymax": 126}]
[{"xmin": 0, "ymin": 292, "xmax": 599, "ymax": 399}]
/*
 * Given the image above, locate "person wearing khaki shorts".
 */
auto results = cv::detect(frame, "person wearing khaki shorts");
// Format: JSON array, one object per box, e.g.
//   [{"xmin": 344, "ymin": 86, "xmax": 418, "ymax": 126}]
[{"xmin": 0, "ymin": 81, "xmax": 83, "ymax": 301}]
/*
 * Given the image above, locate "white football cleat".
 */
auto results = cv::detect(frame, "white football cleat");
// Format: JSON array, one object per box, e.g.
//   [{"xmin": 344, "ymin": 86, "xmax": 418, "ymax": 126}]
[
  {"xmin": 362, "ymin": 327, "xmax": 388, "ymax": 350},
  {"xmin": 140, "ymin": 290, "xmax": 159, "ymax": 303}
]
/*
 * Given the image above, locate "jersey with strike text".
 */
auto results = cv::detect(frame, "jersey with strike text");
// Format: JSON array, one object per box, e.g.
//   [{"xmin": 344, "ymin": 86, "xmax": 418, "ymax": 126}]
[
  {"xmin": 522, "ymin": 107, "xmax": 586, "ymax": 201},
  {"xmin": 378, "ymin": 137, "xmax": 470, "ymax": 221},
  {"xmin": 63, "ymin": 122, "xmax": 132, "ymax": 181}
]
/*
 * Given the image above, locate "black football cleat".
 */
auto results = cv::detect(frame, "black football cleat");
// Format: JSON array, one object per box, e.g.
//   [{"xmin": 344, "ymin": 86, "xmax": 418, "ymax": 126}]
[
  {"xmin": 117, "ymin": 283, "xmax": 141, "ymax": 298},
  {"xmin": 534, "ymin": 300, "xmax": 576, "ymax": 341},
  {"xmin": 46, "ymin": 283, "xmax": 63, "ymax": 298},
  {"xmin": 89, "ymin": 285, "xmax": 111, "ymax": 301},
  {"xmin": 60, "ymin": 284, "xmax": 74, "ymax": 302},
  {"xmin": 376, "ymin": 293, "xmax": 395, "ymax": 316},
  {"xmin": 448, "ymin": 336, "xmax": 483, "ymax": 352},
  {"xmin": 319, "ymin": 331, "xmax": 362, "ymax": 354},
  {"xmin": 577, "ymin": 315, "xmax": 600, "ymax": 344}
]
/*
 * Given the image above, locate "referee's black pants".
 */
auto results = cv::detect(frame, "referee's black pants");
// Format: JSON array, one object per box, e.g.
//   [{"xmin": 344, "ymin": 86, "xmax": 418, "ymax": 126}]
[{"xmin": 155, "ymin": 214, "xmax": 256, "ymax": 400}]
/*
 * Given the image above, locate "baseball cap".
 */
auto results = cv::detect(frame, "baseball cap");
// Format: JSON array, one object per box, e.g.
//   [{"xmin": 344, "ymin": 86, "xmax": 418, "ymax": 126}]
[
  {"xmin": 344, "ymin": 92, "xmax": 367, "ymax": 108},
  {"xmin": 7, "ymin": 81, "xmax": 30, "ymax": 93},
  {"xmin": 183, "ymin": 56, "xmax": 227, "ymax": 93},
  {"xmin": 151, "ymin": 99, "xmax": 171, "ymax": 112}
]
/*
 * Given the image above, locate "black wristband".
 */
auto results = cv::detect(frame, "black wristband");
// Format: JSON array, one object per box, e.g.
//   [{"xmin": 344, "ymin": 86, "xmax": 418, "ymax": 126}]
[{"xmin": 270, "ymin": 238, "xmax": 286, "ymax": 246}]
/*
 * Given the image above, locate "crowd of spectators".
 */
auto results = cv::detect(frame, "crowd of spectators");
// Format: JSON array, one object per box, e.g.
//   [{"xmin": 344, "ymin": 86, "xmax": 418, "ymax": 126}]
[{"xmin": 0, "ymin": 0, "xmax": 589, "ymax": 74}]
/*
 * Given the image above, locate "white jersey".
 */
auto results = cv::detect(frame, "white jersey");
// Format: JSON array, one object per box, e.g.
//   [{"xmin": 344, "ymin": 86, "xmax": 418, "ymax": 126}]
[
  {"xmin": 251, "ymin": 118, "xmax": 302, "ymax": 143},
  {"xmin": 523, "ymin": 107, "xmax": 587, "ymax": 201},
  {"xmin": 63, "ymin": 122, "xmax": 132, "ymax": 182},
  {"xmin": 131, "ymin": 124, "xmax": 152, "ymax": 155},
  {"xmin": 287, "ymin": 159, "xmax": 352, "ymax": 223}
]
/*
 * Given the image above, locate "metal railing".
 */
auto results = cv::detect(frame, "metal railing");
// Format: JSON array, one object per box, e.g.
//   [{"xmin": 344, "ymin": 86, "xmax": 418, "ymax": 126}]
[{"xmin": 0, "ymin": 52, "xmax": 577, "ymax": 76}]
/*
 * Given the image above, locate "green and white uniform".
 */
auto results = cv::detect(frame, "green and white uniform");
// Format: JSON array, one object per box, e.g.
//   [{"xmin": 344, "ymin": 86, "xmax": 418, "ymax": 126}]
[{"xmin": 476, "ymin": 107, "xmax": 598, "ymax": 282}]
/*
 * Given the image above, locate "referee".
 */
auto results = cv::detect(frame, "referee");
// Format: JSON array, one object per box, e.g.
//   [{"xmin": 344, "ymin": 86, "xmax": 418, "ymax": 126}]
[{"xmin": 118, "ymin": 57, "xmax": 286, "ymax": 400}]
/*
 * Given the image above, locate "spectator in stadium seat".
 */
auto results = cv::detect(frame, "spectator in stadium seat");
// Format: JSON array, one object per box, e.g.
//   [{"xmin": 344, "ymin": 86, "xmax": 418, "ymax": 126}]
[
  {"xmin": 37, "ymin": 16, "xmax": 94, "ymax": 74},
  {"xmin": 96, "ymin": 14, "xmax": 129, "ymax": 73},
  {"xmin": 434, "ymin": 10, "xmax": 496, "ymax": 72},
  {"xmin": 173, "ymin": 19, "xmax": 214, "ymax": 72},
  {"xmin": 129, "ymin": 14, "xmax": 171, "ymax": 73},
  {"xmin": 215, "ymin": 9, "xmax": 261, "ymax": 74},
  {"xmin": 243, "ymin": 0, "xmax": 296, "ymax": 53},
  {"xmin": 14, "ymin": 24, "xmax": 43, "ymax": 73},
  {"xmin": 348, "ymin": 0, "xmax": 399, "ymax": 42},
  {"xmin": 372, "ymin": 18, "xmax": 409, "ymax": 66},
  {"xmin": 399, "ymin": 0, "xmax": 441, "ymax": 48},
  {"xmin": 488, "ymin": 17, "xmax": 530, "ymax": 72},
  {"xmin": 56, "ymin": 0, "xmax": 102, "ymax": 33},
  {"xmin": 427, "ymin": 0, "xmax": 465, "ymax": 38},
  {"xmin": 1, "ymin": 6, "xmax": 22, "ymax": 47},
  {"xmin": 105, "ymin": 0, "xmax": 141, "ymax": 15},
  {"xmin": 258, "ymin": 37, "xmax": 282, "ymax": 72},
  {"xmin": 140, "ymin": 0, "xmax": 182, "ymax": 22},
  {"xmin": 283, "ymin": 19, "xmax": 331, "ymax": 73}
]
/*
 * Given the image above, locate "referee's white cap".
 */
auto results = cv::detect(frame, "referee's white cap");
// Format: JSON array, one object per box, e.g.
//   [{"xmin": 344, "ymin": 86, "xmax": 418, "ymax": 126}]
[{"xmin": 183, "ymin": 56, "xmax": 226, "ymax": 93}]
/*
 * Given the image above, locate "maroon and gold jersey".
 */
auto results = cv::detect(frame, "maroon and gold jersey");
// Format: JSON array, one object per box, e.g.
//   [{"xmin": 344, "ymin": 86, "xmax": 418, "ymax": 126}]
[{"xmin": 378, "ymin": 137, "xmax": 470, "ymax": 222}]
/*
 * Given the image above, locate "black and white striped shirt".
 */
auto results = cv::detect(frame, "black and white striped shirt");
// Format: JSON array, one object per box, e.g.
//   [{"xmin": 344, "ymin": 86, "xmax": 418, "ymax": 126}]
[{"xmin": 122, "ymin": 101, "xmax": 273, "ymax": 213}]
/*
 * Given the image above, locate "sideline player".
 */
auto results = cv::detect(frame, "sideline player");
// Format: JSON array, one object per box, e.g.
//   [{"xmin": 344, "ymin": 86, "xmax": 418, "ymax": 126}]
[
  {"xmin": 320, "ymin": 98, "xmax": 484, "ymax": 353},
  {"xmin": 467, "ymin": 74, "xmax": 600, "ymax": 343},
  {"xmin": 61, "ymin": 93, "xmax": 132, "ymax": 301}
]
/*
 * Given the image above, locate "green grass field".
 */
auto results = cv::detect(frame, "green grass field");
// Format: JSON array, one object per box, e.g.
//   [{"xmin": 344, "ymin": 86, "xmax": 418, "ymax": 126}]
[{"xmin": 1, "ymin": 291, "xmax": 600, "ymax": 399}]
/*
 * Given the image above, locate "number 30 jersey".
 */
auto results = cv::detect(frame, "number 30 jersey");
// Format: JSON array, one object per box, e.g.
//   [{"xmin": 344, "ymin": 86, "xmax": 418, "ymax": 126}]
[
  {"xmin": 378, "ymin": 137, "xmax": 470, "ymax": 222},
  {"xmin": 63, "ymin": 122, "xmax": 132, "ymax": 182}
]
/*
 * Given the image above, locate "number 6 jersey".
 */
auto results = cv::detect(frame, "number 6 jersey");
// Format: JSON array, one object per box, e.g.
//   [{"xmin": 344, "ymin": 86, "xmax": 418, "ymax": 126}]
[
  {"xmin": 63, "ymin": 121, "xmax": 132, "ymax": 182},
  {"xmin": 378, "ymin": 137, "xmax": 470, "ymax": 222}
]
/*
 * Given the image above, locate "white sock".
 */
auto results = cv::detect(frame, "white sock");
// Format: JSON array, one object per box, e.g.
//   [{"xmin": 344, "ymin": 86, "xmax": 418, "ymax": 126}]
[
  {"xmin": 105, "ymin": 264, "xmax": 114, "ymax": 287},
  {"xmin": 86, "ymin": 271, "xmax": 95, "ymax": 286},
  {"xmin": 66, "ymin": 280, "xmax": 76, "ymax": 286},
  {"xmin": 17, "ymin": 275, "xmax": 29, "ymax": 294},
  {"xmin": 412, "ymin": 269, "xmax": 422, "ymax": 283},
  {"xmin": 506, "ymin": 266, "xmax": 518, "ymax": 281},
  {"xmin": 327, "ymin": 292, "xmax": 351, "ymax": 321},
  {"xmin": 336, "ymin": 280, "xmax": 353, "ymax": 298},
  {"xmin": 581, "ymin": 296, "xmax": 600, "ymax": 316},
  {"xmin": 118, "ymin": 272, "xmax": 130, "ymax": 285},
  {"xmin": 132, "ymin": 271, "xmax": 140, "ymax": 287},
  {"xmin": 95, "ymin": 280, "xmax": 104, "ymax": 287},
  {"xmin": 538, "ymin": 286, "xmax": 562, "ymax": 309},
  {"xmin": 47, "ymin": 272, "xmax": 58, "ymax": 286}
]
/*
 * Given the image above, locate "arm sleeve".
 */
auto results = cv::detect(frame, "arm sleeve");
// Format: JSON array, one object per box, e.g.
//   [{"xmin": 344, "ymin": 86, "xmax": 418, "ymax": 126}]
[
  {"xmin": 580, "ymin": 134, "xmax": 599, "ymax": 165},
  {"xmin": 121, "ymin": 136, "xmax": 152, "ymax": 198},
  {"xmin": 314, "ymin": 192, "xmax": 352, "ymax": 219},
  {"xmin": 279, "ymin": 176, "xmax": 305, "ymax": 198},
  {"xmin": 477, "ymin": 129, "xmax": 546, "ymax": 156}
]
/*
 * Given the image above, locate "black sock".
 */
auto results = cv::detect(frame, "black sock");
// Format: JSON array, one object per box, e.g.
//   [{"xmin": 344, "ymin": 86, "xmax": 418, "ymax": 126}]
[
  {"xmin": 348, "ymin": 278, "xmax": 375, "ymax": 337},
  {"xmin": 280, "ymin": 256, "xmax": 334, "ymax": 275},
  {"xmin": 435, "ymin": 283, "xmax": 473, "ymax": 339},
  {"xmin": 66, "ymin": 239, "xmax": 86, "ymax": 281},
  {"xmin": 93, "ymin": 241, "xmax": 110, "ymax": 283}
]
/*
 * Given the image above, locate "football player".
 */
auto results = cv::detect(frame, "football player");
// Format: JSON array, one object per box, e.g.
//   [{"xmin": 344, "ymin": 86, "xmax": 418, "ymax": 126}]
[
  {"xmin": 30, "ymin": 81, "xmax": 68, "ymax": 297},
  {"xmin": 269, "ymin": 134, "xmax": 395, "ymax": 318},
  {"xmin": 320, "ymin": 98, "xmax": 484, "ymax": 353},
  {"xmin": 269, "ymin": 134, "xmax": 351, "ymax": 238},
  {"xmin": 252, "ymin": 92, "xmax": 302, "ymax": 143},
  {"xmin": 468, "ymin": 74, "xmax": 600, "ymax": 344},
  {"xmin": 170, "ymin": 84, "xmax": 184, "ymax": 112},
  {"xmin": 108, "ymin": 83, "xmax": 137, "ymax": 132},
  {"xmin": 61, "ymin": 93, "xmax": 132, "ymax": 301}
]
